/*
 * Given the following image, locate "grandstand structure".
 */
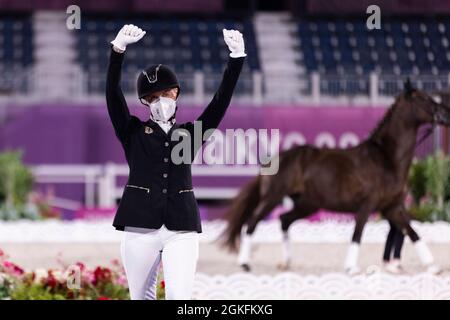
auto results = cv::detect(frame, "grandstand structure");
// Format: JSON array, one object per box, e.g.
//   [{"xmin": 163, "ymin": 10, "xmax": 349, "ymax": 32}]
[
  {"xmin": 0, "ymin": 13, "xmax": 33, "ymax": 96},
  {"xmin": 1, "ymin": 10, "xmax": 450, "ymax": 106}
]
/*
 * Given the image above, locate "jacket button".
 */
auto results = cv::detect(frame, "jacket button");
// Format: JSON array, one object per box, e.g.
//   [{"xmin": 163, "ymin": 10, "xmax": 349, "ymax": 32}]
[
  {"xmin": 162, "ymin": 189, "xmax": 167, "ymax": 194},
  {"xmin": 164, "ymin": 142, "xmax": 169, "ymax": 147},
  {"xmin": 164, "ymin": 157, "xmax": 168, "ymax": 163},
  {"xmin": 163, "ymin": 173, "xmax": 168, "ymax": 178}
]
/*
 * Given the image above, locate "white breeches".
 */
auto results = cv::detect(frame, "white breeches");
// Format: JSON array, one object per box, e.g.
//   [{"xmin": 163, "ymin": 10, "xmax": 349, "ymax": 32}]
[{"xmin": 120, "ymin": 224, "xmax": 199, "ymax": 300}]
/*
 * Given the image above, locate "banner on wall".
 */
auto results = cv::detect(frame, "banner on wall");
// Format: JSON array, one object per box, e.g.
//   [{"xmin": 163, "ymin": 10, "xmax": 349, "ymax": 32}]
[{"xmin": 0, "ymin": 104, "xmax": 388, "ymax": 164}]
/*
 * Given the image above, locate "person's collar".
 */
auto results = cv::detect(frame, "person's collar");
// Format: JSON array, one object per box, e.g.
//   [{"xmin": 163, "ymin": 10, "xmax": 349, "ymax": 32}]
[
  {"xmin": 145, "ymin": 118, "xmax": 179, "ymax": 136},
  {"xmin": 147, "ymin": 117, "xmax": 176, "ymax": 126},
  {"xmin": 157, "ymin": 118, "xmax": 176, "ymax": 126}
]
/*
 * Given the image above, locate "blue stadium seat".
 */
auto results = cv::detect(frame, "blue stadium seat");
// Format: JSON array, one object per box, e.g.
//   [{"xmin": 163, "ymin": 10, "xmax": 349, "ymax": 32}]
[
  {"xmin": 296, "ymin": 17, "xmax": 450, "ymax": 95},
  {"xmin": 0, "ymin": 15, "xmax": 33, "ymax": 93},
  {"xmin": 76, "ymin": 16, "xmax": 260, "ymax": 95}
]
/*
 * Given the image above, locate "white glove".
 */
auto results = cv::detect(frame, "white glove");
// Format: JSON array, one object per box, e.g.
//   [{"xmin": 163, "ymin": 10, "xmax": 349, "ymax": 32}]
[
  {"xmin": 111, "ymin": 24, "xmax": 146, "ymax": 52},
  {"xmin": 223, "ymin": 29, "xmax": 246, "ymax": 58}
]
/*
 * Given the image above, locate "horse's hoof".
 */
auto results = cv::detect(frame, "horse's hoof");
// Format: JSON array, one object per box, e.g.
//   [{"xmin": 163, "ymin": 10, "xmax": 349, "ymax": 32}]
[
  {"xmin": 277, "ymin": 262, "xmax": 290, "ymax": 271},
  {"xmin": 345, "ymin": 266, "xmax": 361, "ymax": 275},
  {"xmin": 384, "ymin": 261, "xmax": 405, "ymax": 275},
  {"xmin": 240, "ymin": 264, "xmax": 251, "ymax": 272},
  {"xmin": 426, "ymin": 264, "xmax": 442, "ymax": 275}
]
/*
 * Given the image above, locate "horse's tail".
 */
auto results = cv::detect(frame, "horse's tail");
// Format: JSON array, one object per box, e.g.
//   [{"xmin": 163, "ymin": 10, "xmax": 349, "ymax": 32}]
[{"xmin": 220, "ymin": 176, "xmax": 261, "ymax": 252}]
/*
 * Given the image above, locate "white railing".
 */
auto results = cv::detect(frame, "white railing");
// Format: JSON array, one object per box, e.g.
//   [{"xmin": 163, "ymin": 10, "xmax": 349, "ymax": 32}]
[
  {"xmin": 31, "ymin": 165, "xmax": 104, "ymax": 208},
  {"xmin": 1, "ymin": 68, "xmax": 449, "ymax": 106},
  {"xmin": 30, "ymin": 163, "xmax": 259, "ymax": 208},
  {"xmin": 308, "ymin": 72, "xmax": 450, "ymax": 106}
]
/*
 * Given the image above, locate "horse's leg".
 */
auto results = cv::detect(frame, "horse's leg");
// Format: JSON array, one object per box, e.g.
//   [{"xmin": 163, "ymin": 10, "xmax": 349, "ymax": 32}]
[
  {"xmin": 391, "ymin": 227, "xmax": 405, "ymax": 272},
  {"xmin": 382, "ymin": 220, "xmax": 396, "ymax": 263},
  {"xmin": 388, "ymin": 208, "xmax": 441, "ymax": 274},
  {"xmin": 278, "ymin": 200, "xmax": 317, "ymax": 270},
  {"xmin": 344, "ymin": 211, "xmax": 371, "ymax": 275},
  {"xmin": 382, "ymin": 219, "xmax": 405, "ymax": 274},
  {"xmin": 237, "ymin": 227, "xmax": 253, "ymax": 272},
  {"xmin": 238, "ymin": 199, "xmax": 281, "ymax": 272},
  {"xmin": 278, "ymin": 209, "xmax": 299, "ymax": 270},
  {"xmin": 393, "ymin": 228, "xmax": 405, "ymax": 261}
]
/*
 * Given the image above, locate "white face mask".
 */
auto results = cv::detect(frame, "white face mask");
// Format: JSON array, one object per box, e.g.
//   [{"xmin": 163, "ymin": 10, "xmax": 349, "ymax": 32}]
[{"xmin": 149, "ymin": 97, "xmax": 176, "ymax": 122}]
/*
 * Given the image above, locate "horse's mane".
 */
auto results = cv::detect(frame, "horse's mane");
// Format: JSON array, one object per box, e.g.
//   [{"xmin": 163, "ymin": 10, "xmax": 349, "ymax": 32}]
[{"xmin": 367, "ymin": 96, "xmax": 401, "ymax": 142}]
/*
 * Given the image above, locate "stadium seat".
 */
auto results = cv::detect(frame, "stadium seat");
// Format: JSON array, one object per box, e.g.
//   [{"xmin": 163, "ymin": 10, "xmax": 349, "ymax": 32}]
[
  {"xmin": 296, "ymin": 17, "xmax": 450, "ymax": 95},
  {"xmin": 76, "ymin": 16, "xmax": 261, "ymax": 95},
  {"xmin": 0, "ymin": 14, "xmax": 33, "ymax": 93}
]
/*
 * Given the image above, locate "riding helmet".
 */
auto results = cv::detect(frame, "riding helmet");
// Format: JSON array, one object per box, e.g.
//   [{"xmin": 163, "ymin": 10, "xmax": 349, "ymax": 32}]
[{"xmin": 137, "ymin": 64, "xmax": 180, "ymax": 100}]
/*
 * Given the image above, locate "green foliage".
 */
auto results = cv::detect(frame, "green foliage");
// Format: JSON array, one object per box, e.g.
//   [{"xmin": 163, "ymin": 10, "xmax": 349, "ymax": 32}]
[
  {"xmin": 10, "ymin": 283, "xmax": 66, "ymax": 300},
  {"xmin": 0, "ymin": 274, "xmax": 16, "ymax": 300},
  {"xmin": 408, "ymin": 151, "xmax": 450, "ymax": 222},
  {"xmin": 156, "ymin": 270, "xmax": 165, "ymax": 300},
  {"xmin": 1, "ymin": 267, "xmax": 131, "ymax": 300},
  {"xmin": 1, "ymin": 249, "xmax": 133, "ymax": 300},
  {"xmin": 95, "ymin": 281, "xmax": 130, "ymax": 300},
  {"xmin": 409, "ymin": 202, "xmax": 436, "ymax": 222},
  {"xmin": 0, "ymin": 150, "xmax": 34, "ymax": 207},
  {"xmin": 424, "ymin": 151, "xmax": 450, "ymax": 210},
  {"xmin": 0, "ymin": 150, "xmax": 60, "ymax": 221},
  {"xmin": 408, "ymin": 158, "xmax": 427, "ymax": 205}
]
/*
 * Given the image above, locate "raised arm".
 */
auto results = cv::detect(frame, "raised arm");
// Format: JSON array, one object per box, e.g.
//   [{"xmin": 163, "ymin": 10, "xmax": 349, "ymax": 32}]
[
  {"xmin": 196, "ymin": 29, "xmax": 246, "ymax": 135},
  {"xmin": 106, "ymin": 24, "xmax": 146, "ymax": 144}
]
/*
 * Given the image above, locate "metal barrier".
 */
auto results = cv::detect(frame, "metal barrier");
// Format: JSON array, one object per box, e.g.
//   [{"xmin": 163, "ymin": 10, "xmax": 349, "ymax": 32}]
[
  {"xmin": 309, "ymin": 72, "xmax": 450, "ymax": 105},
  {"xmin": 2, "ymin": 66, "xmax": 448, "ymax": 106}
]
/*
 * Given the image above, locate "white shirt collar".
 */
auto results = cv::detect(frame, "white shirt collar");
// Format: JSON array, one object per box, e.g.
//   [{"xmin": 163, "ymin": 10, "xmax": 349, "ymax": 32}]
[{"xmin": 154, "ymin": 119, "xmax": 175, "ymax": 134}]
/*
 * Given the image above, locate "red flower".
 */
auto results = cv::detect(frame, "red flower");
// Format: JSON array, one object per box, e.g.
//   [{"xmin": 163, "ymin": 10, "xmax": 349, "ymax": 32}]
[
  {"xmin": 160, "ymin": 280, "xmax": 165, "ymax": 289},
  {"xmin": 14, "ymin": 265, "xmax": 24, "ymax": 275},
  {"xmin": 93, "ymin": 266, "xmax": 112, "ymax": 286},
  {"xmin": 45, "ymin": 271, "xmax": 58, "ymax": 288},
  {"xmin": 97, "ymin": 296, "xmax": 111, "ymax": 300}
]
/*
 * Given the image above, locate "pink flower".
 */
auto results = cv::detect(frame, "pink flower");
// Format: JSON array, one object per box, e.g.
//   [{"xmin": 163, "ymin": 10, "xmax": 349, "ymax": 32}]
[
  {"xmin": 75, "ymin": 262, "xmax": 86, "ymax": 271},
  {"xmin": 3, "ymin": 260, "xmax": 24, "ymax": 275},
  {"xmin": 116, "ymin": 275, "xmax": 127, "ymax": 286},
  {"xmin": 111, "ymin": 259, "xmax": 120, "ymax": 267},
  {"xmin": 82, "ymin": 270, "xmax": 96, "ymax": 284},
  {"xmin": 404, "ymin": 193, "xmax": 413, "ymax": 208}
]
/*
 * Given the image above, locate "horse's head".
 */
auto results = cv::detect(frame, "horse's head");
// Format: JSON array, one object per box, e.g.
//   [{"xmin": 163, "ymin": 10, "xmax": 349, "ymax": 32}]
[{"xmin": 402, "ymin": 78, "xmax": 450, "ymax": 126}]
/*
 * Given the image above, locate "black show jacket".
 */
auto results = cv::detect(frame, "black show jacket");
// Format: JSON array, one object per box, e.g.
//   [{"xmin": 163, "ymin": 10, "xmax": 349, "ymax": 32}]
[{"xmin": 106, "ymin": 48, "xmax": 245, "ymax": 232}]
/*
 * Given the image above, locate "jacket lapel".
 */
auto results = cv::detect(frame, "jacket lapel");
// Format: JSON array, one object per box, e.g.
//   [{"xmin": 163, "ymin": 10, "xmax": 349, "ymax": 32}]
[
  {"xmin": 168, "ymin": 122, "xmax": 180, "ymax": 137},
  {"xmin": 144, "ymin": 119, "xmax": 165, "ymax": 138},
  {"xmin": 145, "ymin": 119, "xmax": 180, "ymax": 139}
]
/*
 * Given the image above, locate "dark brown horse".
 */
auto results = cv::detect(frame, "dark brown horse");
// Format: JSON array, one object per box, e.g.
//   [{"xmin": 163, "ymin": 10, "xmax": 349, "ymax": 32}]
[{"xmin": 221, "ymin": 81, "xmax": 450, "ymax": 274}]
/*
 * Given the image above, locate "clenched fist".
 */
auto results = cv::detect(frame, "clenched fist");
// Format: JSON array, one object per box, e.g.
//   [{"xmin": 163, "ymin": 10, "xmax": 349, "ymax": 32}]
[
  {"xmin": 111, "ymin": 24, "xmax": 146, "ymax": 52},
  {"xmin": 222, "ymin": 29, "xmax": 246, "ymax": 58}
]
